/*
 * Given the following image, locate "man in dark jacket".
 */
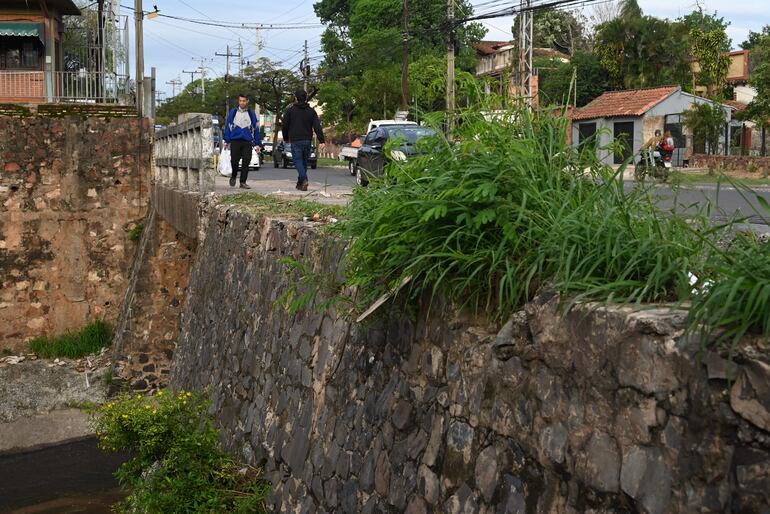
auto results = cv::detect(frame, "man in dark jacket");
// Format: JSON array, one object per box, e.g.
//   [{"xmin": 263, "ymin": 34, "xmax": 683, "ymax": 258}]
[
  {"xmin": 224, "ymin": 93, "xmax": 262, "ymax": 189},
  {"xmin": 282, "ymin": 89, "xmax": 325, "ymax": 191}
]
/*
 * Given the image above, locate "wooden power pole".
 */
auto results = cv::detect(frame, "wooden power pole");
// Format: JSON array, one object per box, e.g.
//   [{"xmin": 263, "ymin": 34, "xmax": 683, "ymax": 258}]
[
  {"xmin": 446, "ymin": 0, "xmax": 455, "ymax": 133},
  {"xmin": 134, "ymin": 0, "xmax": 144, "ymax": 116},
  {"xmin": 401, "ymin": 0, "xmax": 409, "ymax": 111}
]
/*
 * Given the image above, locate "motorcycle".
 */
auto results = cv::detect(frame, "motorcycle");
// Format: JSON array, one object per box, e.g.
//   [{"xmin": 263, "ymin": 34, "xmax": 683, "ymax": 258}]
[{"xmin": 634, "ymin": 146, "xmax": 672, "ymax": 182}]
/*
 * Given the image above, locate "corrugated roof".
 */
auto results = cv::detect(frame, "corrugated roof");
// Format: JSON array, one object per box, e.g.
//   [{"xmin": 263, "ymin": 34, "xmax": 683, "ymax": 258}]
[
  {"xmin": 724, "ymin": 99, "xmax": 748, "ymax": 112},
  {"xmin": 475, "ymin": 40, "xmax": 511, "ymax": 55},
  {"xmin": 571, "ymin": 86, "xmax": 680, "ymax": 121}
]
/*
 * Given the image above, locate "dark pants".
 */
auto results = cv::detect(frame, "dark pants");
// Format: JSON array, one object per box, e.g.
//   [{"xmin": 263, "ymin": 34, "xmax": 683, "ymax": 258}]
[
  {"xmin": 229, "ymin": 139, "xmax": 252, "ymax": 183},
  {"xmin": 291, "ymin": 140, "xmax": 312, "ymax": 186}
]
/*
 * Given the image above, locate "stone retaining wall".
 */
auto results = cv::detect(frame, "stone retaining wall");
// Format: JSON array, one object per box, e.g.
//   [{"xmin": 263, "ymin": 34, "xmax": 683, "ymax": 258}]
[
  {"xmin": 0, "ymin": 116, "xmax": 152, "ymax": 351},
  {"xmin": 691, "ymin": 153, "xmax": 770, "ymax": 172},
  {"xmin": 171, "ymin": 203, "xmax": 770, "ymax": 514}
]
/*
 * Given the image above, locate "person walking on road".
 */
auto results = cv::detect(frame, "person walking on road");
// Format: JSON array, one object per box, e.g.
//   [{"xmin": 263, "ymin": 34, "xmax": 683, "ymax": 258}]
[
  {"xmin": 224, "ymin": 93, "xmax": 262, "ymax": 189},
  {"xmin": 282, "ymin": 89, "xmax": 325, "ymax": 191}
]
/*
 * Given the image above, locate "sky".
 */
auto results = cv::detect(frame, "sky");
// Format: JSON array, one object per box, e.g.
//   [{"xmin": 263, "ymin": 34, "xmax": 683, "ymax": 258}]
[{"xmin": 113, "ymin": 0, "xmax": 768, "ymax": 102}]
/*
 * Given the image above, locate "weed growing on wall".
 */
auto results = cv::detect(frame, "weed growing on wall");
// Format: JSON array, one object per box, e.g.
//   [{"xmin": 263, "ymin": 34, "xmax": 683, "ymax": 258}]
[
  {"xmin": 29, "ymin": 320, "xmax": 113, "ymax": 358},
  {"xmin": 128, "ymin": 223, "xmax": 144, "ymax": 242},
  {"xmin": 93, "ymin": 390, "xmax": 270, "ymax": 514},
  {"xmin": 276, "ymin": 256, "xmax": 353, "ymax": 315}
]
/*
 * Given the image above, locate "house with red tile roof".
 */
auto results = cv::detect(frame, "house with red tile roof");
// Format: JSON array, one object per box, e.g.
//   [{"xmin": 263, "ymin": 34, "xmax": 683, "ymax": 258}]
[{"xmin": 570, "ymin": 86, "xmax": 735, "ymax": 166}]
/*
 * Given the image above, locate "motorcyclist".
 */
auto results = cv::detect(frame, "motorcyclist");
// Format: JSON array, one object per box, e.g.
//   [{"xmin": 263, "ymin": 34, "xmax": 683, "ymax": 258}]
[
  {"xmin": 641, "ymin": 129, "xmax": 662, "ymax": 168},
  {"xmin": 659, "ymin": 130, "xmax": 675, "ymax": 162}
]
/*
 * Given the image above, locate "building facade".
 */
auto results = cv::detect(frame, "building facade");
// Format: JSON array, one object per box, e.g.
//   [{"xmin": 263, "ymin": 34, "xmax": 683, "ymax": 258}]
[
  {"xmin": 0, "ymin": 0, "xmax": 130, "ymax": 105},
  {"xmin": 571, "ymin": 86, "xmax": 735, "ymax": 166}
]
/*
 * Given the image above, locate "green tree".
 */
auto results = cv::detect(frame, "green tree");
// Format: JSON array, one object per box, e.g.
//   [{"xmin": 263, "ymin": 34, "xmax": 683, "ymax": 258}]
[
  {"xmin": 689, "ymin": 27, "xmax": 731, "ymax": 98},
  {"xmin": 594, "ymin": 2, "xmax": 692, "ymax": 90},
  {"xmin": 313, "ymin": 0, "xmax": 486, "ymax": 129},
  {"xmin": 678, "ymin": 9, "xmax": 731, "ymax": 51},
  {"xmin": 741, "ymin": 25, "xmax": 770, "ymax": 50},
  {"xmin": 532, "ymin": 9, "xmax": 590, "ymax": 55},
  {"xmin": 746, "ymin": 29, "xmax": 770, "ymax": 155},
  {"xmin": 536, "ymin": 51, "xmax": 606, "ymax": 106},
  {"xmin": 683, "ymin": 101, "xmax": 727, "ymax": 154},
  {"xmin": 234, "ymin": 59, "xmax": 303, "ymax": 144}
]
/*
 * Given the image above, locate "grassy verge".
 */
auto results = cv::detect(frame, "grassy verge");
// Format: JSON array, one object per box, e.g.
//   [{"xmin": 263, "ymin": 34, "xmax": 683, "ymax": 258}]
[
  {"xmin": 29, "ymin": 320, "xmax": 113, "ymax": 358},
  {"xmin": 221, "ymin": 192, "xmax": 345, "ymax": 220},
  {"xmin": 317, "ymin": 157, "xmax": 346, "ymax": 168},
  {"xmin": 671, "ymin": 170, "xmax": 770, "ymax": 187}
]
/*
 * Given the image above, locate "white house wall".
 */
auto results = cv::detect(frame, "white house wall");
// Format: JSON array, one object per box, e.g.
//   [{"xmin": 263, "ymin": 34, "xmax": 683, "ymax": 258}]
[{"xmin": 572, "ymin": 116, "xmax": 642, "ymax": 165}]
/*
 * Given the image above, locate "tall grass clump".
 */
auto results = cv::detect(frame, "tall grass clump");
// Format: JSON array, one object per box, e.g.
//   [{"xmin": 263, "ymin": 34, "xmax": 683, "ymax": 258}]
[
  {"xmin": 29, "ymin": 319, "xmax": 113, "ymax": 358},
  {"xmin": 341, "ymin": 101, "xmax": 713, "ymax": 318},
  {"xmin": 688, "ymin": 184, "xmax": 770, "ymax": 348}
]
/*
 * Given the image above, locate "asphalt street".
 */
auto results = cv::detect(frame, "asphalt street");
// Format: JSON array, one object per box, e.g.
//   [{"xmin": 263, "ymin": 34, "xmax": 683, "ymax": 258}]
[
  {"xmin": 216, "ymin": 162, "xmax": 770, "ymax": 231},
  {"xmin": 215, "ymin": 162, "xmax": 354, "ymax": 204}
]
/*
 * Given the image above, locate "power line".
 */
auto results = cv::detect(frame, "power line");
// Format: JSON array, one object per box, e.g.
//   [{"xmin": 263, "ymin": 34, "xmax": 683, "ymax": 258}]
[{"xmin": 119, "ymin": 5, "xmax": 323, "ymax": 29}]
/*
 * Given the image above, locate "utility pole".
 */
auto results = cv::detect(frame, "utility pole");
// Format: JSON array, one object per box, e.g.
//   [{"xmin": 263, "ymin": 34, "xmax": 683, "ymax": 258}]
[
  {"xmin": 97, "ymin": 0, "xmax": 105, "ymax": 101},
  {"xmin": 199, "ymin": 58, "xmax": 206, "ymax": 103},
  {"xmin": 303, "ymin": 40, "xmax": 309, "ymax": 92},
  {"xmin": 517, "ymin": 0, "xmax": 533, "ymax": 107},
  {"xmin": 134, "ymin": 0, "xmax": 144, "ymax": 116},
  {"xmin": 446, "ymin": 0, "xmax": 455, "ymax": 133},
  {"xmin": 237, "ymin": 40, "xmax": 243, "ymax": 77},
  {"xmin": 215, "ymin": 45, "xmax": 238, "ymax": 80},
  {"xmin": 255, "ymin": 27, "xmax": 261, "ymax": 63},
  {"xmin": 165, "ymin": 78, "xmax": 182, "ymax": 97},
  {"xmin": 401, "ymin": 0, "xmax": 409, "ymax": 112},
  {"xmin": 155, "ymin": 90, "xmax": 165, "ymax": 105},
  {"xmin": 215, "ymin": 46, "xmax": 238, "ymax": 114},
  {"xmin": 182, "ymin": 69, "xmax": 200, "ymax": 84}
]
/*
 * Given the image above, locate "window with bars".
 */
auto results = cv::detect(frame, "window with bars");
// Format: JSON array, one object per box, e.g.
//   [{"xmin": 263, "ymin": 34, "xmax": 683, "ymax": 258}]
[{"xmin": 0, "ymin": 38, "xmax": 42, "ymax": 70}]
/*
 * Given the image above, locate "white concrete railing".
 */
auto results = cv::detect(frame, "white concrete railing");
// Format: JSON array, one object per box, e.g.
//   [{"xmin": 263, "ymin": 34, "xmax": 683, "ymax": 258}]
[{"xmin": 154, "ymin": 114, "xmax": 215, "ymax": 193}]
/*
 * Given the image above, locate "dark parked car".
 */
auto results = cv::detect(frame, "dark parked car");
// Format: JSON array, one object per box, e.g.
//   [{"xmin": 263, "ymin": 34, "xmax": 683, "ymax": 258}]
[
  {"xmin": 273, "ymin": 141, "xmax": 318, "ymax": 169},
  {"xmin": 354, "ymin": 125, "xmax": 437, "ymax": 186}
]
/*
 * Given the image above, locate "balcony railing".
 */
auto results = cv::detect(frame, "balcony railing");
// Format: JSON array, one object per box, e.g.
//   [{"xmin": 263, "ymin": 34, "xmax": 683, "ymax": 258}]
[
  {"xmin": 0, "ymin": 71, "xmax": 45, "ymax": 102},
  {"xmin": 0, "ymin": 70, "xmax": 131, "ymax": 105}
]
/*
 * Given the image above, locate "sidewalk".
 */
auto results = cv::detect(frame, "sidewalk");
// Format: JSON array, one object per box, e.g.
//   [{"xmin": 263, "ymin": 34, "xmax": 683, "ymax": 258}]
[{"xmin": 214, "ymin": 166, "xmax": 355, "ymax": 206}]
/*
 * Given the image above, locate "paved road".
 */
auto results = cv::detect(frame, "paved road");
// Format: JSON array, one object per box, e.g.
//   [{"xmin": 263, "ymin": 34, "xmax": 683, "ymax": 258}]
[
  {"xmin": 216, "ymin": 162, "xmax": 770, "ymax": 230},
  {"xmin": 215, "ymin": 162, "xmax": 354, "ymax": 205},
  {"xmin": 625, "ymin": 181, "xmax": 770, "ymax": 231}
]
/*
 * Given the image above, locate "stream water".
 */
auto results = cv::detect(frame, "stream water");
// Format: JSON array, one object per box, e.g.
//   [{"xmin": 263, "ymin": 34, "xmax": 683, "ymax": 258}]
[{"xmin": 0, "ymin": 438, "xmax": 128, "ymax": 513}]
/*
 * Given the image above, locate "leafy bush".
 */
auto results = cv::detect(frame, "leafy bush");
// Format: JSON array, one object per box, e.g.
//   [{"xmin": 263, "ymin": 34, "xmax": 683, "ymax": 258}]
[
  {"xmin": 341, "ymin": 105, "xmax": 712, "ymax": 317},
  {"xmin": 94, "ymin": 390, "xmax": 269, "ymax": 514},
  {"xmin": 29, "ymin": 320, "xmax": 113, "ymax": 358},
  {"xmin": 683, "ymin": 102, "xmax": 727, "ymax": 155}
]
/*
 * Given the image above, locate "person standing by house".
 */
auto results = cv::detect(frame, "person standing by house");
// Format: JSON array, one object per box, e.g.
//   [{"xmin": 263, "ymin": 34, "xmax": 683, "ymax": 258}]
[
  {"xmin": 282, "ymin": 89, "xmax": 326, "ymax": 191},
  {"xmin": 224, "ymin": 93, "xmax": 261, "ymax": 189}
]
